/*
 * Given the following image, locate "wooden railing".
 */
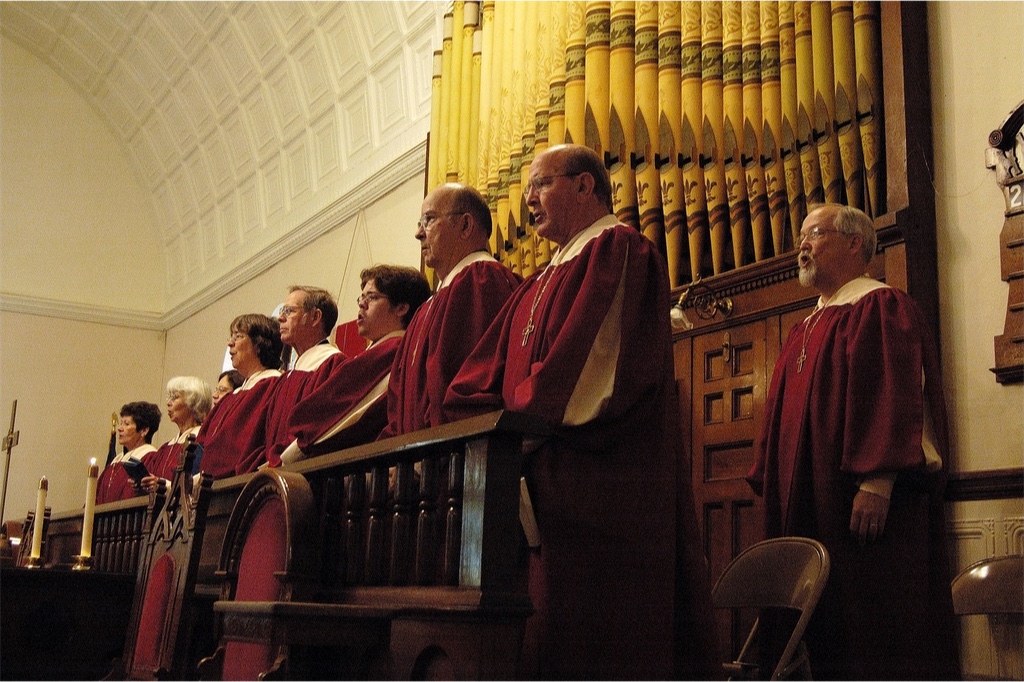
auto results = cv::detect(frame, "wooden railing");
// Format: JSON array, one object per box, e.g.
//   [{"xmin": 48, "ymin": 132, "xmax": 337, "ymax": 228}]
[{"xmin": 38, "ymin": 411, "xmax": 546, "ymax": 678}]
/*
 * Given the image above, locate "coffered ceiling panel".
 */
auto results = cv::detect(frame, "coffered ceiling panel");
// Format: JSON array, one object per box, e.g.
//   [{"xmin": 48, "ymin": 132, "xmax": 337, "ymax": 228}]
[{"xmin": 0, "ymin": 1, "xmax": 441, "ymax": 323}]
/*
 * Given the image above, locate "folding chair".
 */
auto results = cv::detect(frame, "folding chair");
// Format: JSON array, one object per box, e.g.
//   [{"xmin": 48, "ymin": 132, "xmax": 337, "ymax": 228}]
[{"xmin": 712, "ymin": 537, "xmax": 831, "ymax": 681}]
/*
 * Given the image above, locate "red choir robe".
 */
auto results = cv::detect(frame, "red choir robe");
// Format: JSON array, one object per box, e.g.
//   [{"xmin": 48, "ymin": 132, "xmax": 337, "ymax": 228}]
[
  {"xmin": 446, "ymin": 217, "xmax": 720, "ymax": 680},
  {"xmin": 282, "ymin": 331, "xmax": 404, "ymax": 461},
  {"xmin": 145, "ymin": 425, "xmax": 202, "ymax": 482},
  {"xmin": 379, "ymin": 252, "xmax": 520, "ymax": 438},
  {"xmin": 253, "ymin": 342, "xmax": 344, "ymax": 470},
  {"xmin": 196, "ymin": 369, "xmax": 280, "ymax": 479},
  {"xmin": 747, "ymin": 276, "xmax": 960, "ymax": 680},
  {"xmin": 95, "ymin": 443, "xmax": 157, "ymax": 504}
]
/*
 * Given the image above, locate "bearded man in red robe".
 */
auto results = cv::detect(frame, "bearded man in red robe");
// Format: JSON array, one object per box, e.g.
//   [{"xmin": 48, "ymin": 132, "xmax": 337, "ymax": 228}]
[
  {"xmin": 445, "ymin": 144, "xmax": 720, "ymax": 680},
  {"xmin": 747, "ymin": 203, "xmax": 960, "ymax": 680}
]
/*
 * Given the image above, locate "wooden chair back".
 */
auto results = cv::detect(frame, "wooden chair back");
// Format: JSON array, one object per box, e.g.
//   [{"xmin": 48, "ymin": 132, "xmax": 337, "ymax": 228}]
[
  {"xmin": 120, "ymin": 440, "xmax": 212, "ymax": 680},
  {"xmin": 197, "ymin": 468, "xmax": 317, "ymax": 680}
]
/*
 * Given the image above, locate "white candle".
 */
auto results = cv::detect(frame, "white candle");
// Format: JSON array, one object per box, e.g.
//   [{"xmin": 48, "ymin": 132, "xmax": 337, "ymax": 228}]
[
  {"xmin": 30, "ymin": 476, "xmax": 47, "ymax": 560},
  {"xmin": 80, "ymin": 459, "xmax": 98, "ymax": 558}
]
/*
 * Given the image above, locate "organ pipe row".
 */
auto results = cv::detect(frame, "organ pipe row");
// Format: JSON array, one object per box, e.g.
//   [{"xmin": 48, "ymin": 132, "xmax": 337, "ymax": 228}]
[{"xmin": 428, "ymin": 1, "xmax": 886, "ymax": 285}]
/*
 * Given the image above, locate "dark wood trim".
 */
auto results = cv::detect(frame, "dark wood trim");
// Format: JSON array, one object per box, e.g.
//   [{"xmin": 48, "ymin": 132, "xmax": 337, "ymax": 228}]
[{"xmin": 945, "ymin": 468, "xmax": 1024, "ymax": 502}]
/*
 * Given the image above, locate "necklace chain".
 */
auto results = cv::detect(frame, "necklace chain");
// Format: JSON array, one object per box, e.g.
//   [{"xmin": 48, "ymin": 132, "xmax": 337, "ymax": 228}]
[
  {"xmin": 797, "ymin": 305, "xmax": 829, "ymax": 373},
  {"xmin": 522, "ymin": 267, "xmax": 554, "ymax": 347}
]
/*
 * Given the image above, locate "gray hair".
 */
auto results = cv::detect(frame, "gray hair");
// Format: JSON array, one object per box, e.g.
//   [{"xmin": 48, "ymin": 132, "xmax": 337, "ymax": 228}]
[
  {"xmin": 811, "ymin": 203, "xmax": 877, "ymax": 264},
  {"xmin": 166, "ymin": 375, "xmax": 213, "ymax": 424}
]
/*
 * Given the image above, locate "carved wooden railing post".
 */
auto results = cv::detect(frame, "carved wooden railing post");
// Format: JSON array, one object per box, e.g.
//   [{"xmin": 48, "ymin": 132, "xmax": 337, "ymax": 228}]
[
  {"xmin": 415, "ymin": 455, "xmax": 440, "ymax": 585},
  {"xmin": 389, "ymin": 461, "xmax": 414, "ymax": 585},
  {"xmin": 343, "ymin": 472, "xmax": 365, "ymax": 585},
  {"xmin": 444, "ymin": 450, "xmax": 465, "ymax": 586},
  {"xmin": 365, "ymin": 465, "xmax": 389, "ymax": 585},
  {"xmin": 320, "ymin": 476, "xmax": 342, "ymax": 587}
]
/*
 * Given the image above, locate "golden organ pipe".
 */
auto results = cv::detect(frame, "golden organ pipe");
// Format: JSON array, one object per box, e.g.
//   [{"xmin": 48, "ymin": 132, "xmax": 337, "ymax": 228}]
[
  {"xmin": 584, "ymin": 1, "xmax": 611, "ymax": 155},
  {"xmin": 438, "ymin": 10, "xmax": 454, "ymax": 189},
  {"xmin": 853, "ymin": 0, "xmax": 885, "ymax": 216},
  {"xmin": 496, "ymin": 2, "xmax": 515, "ymax": 269},
  {"xmin": 794, "ymin": 1, "xmax": 824, "ymax": 205},
  {"xmin": 476, "ymin": 1, "xmax": 495, "ymax": 189},
  {"xmin": 810, "ymin": 1, "xmax": 844, "ymax": 204},
  {"xmin": 657, "ymin": 1, "xmax": 688, "ymax": 287},
  {"xmin": 508, "ymin": 1, "xmax": 529, "ymax": 277},
  {"xmin": 564, "ymin": 1, "xmax": 588, "ymax": 145},
  {"xmin": 633, "ymin": 2, "xmax": 669, "ymax": 273},
  {"xmin": 429, "ymin": 50, "xmax": 444, "ymax": 194},
  {"xmin": 831, "ymin": 0, "xmax": 865, "ymax": 211},
  {"xmin": 760, "ymin": 1, "xmax": 789, "ymax": 256},
  {"xmin": 447, "ymin": 1, "xmax": 466, "ymax": 182},
  {"xmin": 609, "ymin": 2, "xmax": 640, "ymax": 231},
  {"xmin": 701, "ymin": 1, "xmax": 732, "ymax": 275},
  {"xmin": 681, "ymin": 1, "xmax": 709, "ymax": 280},
  {"xmin": 485, "ymin": 1, "xmax": 506, "ymax": 257},
  {"xmin": 742, "ymin": 0, "xmax": 771, "ymax": 263},
  {"xmin": 723, "ymin": 0, "xmax": 752, "ymax": 268},
  {"xmin": 779, "ymin": 1, "xmax": 807, "ymax": 245},
  {"xmin": 459, "ymin": 2, "xmax": 480, "ymax": 186}
]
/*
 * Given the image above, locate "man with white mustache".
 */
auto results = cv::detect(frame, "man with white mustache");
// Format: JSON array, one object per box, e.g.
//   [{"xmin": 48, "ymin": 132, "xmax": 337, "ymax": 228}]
[{"xmin": 747, "ymin": 203, "xmax": 960, "ymax": 680}]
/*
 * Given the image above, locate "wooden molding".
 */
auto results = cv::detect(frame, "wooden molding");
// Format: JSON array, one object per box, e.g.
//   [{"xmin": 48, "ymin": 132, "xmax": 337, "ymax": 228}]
[{"xmin": 945, "ymin": 468, "xmax": 1024, "ymax": 502}]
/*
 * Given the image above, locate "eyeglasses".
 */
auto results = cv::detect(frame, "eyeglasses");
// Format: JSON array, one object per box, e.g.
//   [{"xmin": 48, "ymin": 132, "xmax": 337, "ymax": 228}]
[
  {"xmin": 525, "ymin": 172, "xmax": 581, "ymax": 195},
  {"xmin": 279, "ymin": 305, "xmax": 303, "ymax": 317},
  {"xmin": 356, "ymin": 292, "xmax": 389, "ymax": 307},
  {"xmin": 798, "ymin": 226, "xmax": 845, "ymax": 243},
  {"xmin": 227, "ymin": 332, "xmax": 247, "ymax": 343},
  {"xmin": 416, "ymin": 212, "xmax": 466, "ymax": 232}
]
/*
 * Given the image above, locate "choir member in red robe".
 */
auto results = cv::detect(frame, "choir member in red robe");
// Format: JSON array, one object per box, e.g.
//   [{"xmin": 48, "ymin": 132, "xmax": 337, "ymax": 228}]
[
  {"xmin": 212, "ymin": 369, "xmax": 243, "ymax": 407},
  {"xmin": 250, "ymin": 285, "xmax": 346, "ymax": 470},
  {"xmin": 196, "ymin": 314, "xmax": 283, "ymax": 479},
  {"xmin": 95, "ymin": 401, "xmax": 161, "ymax": 504},
  {"xmin": 379, "ymin": 182, "xmax": 520, "ymax": 438},
  {"xmin": 747, "ymin": 203, "xmax": 960, "ymax": 680},
  {"xmin": 140, "ymin": 376, "xmax": 213, "ymax": 491},
  {"xmin": 445, "ymin": 144, "xmax": 720, "ymax": 680},
  {"xmin": 279, "ymin": 265, "xmax": 431, "ymax": 462}
]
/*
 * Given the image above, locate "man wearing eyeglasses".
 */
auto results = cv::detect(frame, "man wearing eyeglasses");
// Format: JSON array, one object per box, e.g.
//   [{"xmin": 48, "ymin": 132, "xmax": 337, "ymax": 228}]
[
  {"xmin": 747, "ymin": 203, "xmax": 959, "ymax": 680},
  {"xmin": 445, "ymin": 144, "xmax": 720, "ymax": 680},
  {"xmin": 279, "ymin": 265, "xmax": 431, "ymax": 463},
  {"xmin": 378, "ymin": 183, "xmax": 520, "ymax": 438},
  {"xmin": 238, "ymin": 285, "xmax": 345, "ymax": 472}
]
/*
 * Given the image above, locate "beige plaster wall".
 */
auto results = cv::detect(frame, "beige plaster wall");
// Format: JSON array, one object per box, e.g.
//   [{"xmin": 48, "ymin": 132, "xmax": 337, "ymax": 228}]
[
  {"xmin": 929, "ymin": 1, "xmax": 1024, "ymax": 476},
  {"xmin": 0, "ymin": 311, "xmax": 166, "ymax": 517}
]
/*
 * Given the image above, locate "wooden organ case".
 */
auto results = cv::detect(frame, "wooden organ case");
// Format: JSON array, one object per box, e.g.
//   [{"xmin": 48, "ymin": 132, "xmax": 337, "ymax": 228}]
[{"xmin": 668, "ymin": 3, "xmax": 940, "ymax": 655}]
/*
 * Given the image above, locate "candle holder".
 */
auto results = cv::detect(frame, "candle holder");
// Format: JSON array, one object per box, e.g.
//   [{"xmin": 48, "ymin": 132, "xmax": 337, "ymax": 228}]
[
  {"xmin": 72, "ymin": 554, "xmax": 93, "ymax": 571},
  {"xmin": 24, "ymin": 555, "xmax": 42, "ymax": 569}
]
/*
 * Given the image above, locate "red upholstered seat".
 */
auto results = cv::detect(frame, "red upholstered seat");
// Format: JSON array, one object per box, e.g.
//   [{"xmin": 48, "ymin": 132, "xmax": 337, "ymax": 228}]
[
  {"xmin": 222, "ymin": 497, "xmax": 290, "ymax": 681},
  {"xmin": 133, "ymin": 554, "xmax": 176, "ymax": 671},
  {"xmin": 197, "ymin": 469, "xmax": 317, "ymax": 681}
]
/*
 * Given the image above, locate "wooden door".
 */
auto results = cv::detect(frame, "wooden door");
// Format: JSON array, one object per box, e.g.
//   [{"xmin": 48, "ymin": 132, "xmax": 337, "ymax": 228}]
[{"xmin": 689, "ymin": 319, "xmax": 769, "ymax": 656}]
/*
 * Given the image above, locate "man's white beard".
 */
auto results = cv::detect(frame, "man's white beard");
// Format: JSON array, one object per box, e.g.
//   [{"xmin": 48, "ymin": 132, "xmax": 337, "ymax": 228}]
[{"xmin": 799, "ymin": 259, "xmax": 817, "ymax": 288}]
